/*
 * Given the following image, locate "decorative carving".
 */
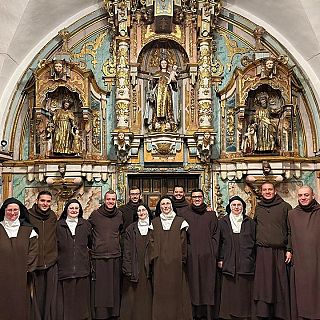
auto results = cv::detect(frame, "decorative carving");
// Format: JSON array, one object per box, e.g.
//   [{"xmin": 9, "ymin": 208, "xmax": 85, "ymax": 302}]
[
  {"xmin": 58, "ymin": 28, "xmax": 71, "ymax": 53},
  {"xmin": 115, "ymin": 101, "xmax": 130, "ymax": 128},
  {"xmin": 226, "ymin": 108, "xmax": 235, "ymax": 144},
  {"xmin": 102, "ymin": 57, "xmax": 116, "ymax": 77},
  {"xmin": 115, "ymin": 40, "xmax": 130, "ymax": 129},
  {"xmin": 154, "ymin": 142, "xmax": 174, "ymax": 155},
  {"xmin": 262, "ymin": 161, "xmax": 272, "ymax": 175},
  {"xmin": 211, "ymin": 58, "xmax": 224, "ymax": 77},
  {"xmin": 46, "ymin": 165, "xmax": 83, "ymax": 202},
  {"xmin": 244, "ymin": 184, "xmax": 256, "ymax": 218},
  {"xmin": 200, "ymin": 2, "xmax": 212, "ymax": 37},
  {"xmin": 198, "ymin": 101, "xmax": 212, "ymax": 128},
  {"xmin": 220, "ymin": 32, "xmax": 250, "ymax": 70},
  {"xmin": 198, "ymin": 43, "xmax": 212, "ymax": 97},
  {"xmin": 253, "ymin": 26, "xmax": 266, "ymax": 51},
  {"xmin": 92, "ymin": 110, "xmax": 101, "ymax": 149},
  {"xmin": 72, "ymin": 33, "xmax": 107, "ymax": 68},
  {"xmin": 215, "ymin": 183, "xmax": 225, "ymax": 219},
  {"xmin": 113, "ymin": 131, "xmax": 132, "ymax": 163},
  {"xmin": 146, "ymin": 133, "xmax": 182, "ymax": 156},
  {"xmin": 259, "ymin": 58, "xmax": 277, "ymax": 79},
  {"xmin": 241, "ymin": 55, "xmax": 254, "ymax": 67},
  {"xmin": 116, "ymin": 41, "xmax": 130, "ymax": 99},
  {"xmin": 117, "ymin": 168, "xmax": 126, "ymax": 206},
  {"xmin": 51, "ymin": 60, "xmax": 70, "ymax": 81},
  {"xmin": 241, "ymin": 122, "xmax": 257, "ymax": 154},
  {"xmin": 195, "ymin": 131, "xmax": 215, "ymax": 162}
]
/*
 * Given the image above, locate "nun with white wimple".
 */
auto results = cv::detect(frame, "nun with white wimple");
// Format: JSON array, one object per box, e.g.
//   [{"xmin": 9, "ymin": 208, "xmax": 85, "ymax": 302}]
[
  {"xmin": 56, "ymin": 199, "xmax": 92, "ymax": 320},
  {"xmin": 120, "ymin": 203, "xmax": 153, "ymax": 320},
  {"xmin": 147, "ymin": 195, "xmax": 192, "ymax": 320},
  {"xmin": 0, "ymin": 197, "xmax": 38, "ymax": 320},
  {"xmin": 218, "ymin": 196, "xmax": 256, "ymax": 319}
]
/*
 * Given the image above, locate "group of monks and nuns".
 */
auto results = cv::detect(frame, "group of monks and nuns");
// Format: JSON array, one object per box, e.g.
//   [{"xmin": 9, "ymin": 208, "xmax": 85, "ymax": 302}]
[
  {"xmin": 218, "ymin": 196, "xmax": 256, "ymax": 319},
  {"xmin": 0, "ymin": 198, "xmax": 38, "ymax": 320},
  {"xmin": 253, "ymin": 182, "xmax": 292, "ymax": 319},
  {"xmin": 28, "ymin": 191, "xmax": 58, "ymax": 320},
  {"xmin": 119, "ymin": 186, "xmax": 143, "ymax": 231},
  {"xmin": 57, "ymin": 199, "xmax": 92, "ymax": 320},
  {"xmin": 179, "ymin": 188, "xmax": 219, "ymax": 320},
  {"xmin": 89, "ymin": 190, "xmax": 123, "ymax": 319},
  {"xmin": 289, "ymin": 185, "xmax": 320, "ymax": 320},
  {"xmin": 148, "ymin": 196, "xmax": 193, "ymax": 320},
  {"xmin": 172, "ymin": 185, "xmax": 190, "ymax": 215},
  {"xmin": 120, "ymin": 203, "xmax": 153, "ymax": 320}
]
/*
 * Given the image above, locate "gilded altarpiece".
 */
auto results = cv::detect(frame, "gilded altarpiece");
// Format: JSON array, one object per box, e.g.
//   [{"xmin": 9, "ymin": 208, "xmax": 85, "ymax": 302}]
[{"xmin": 2, "ymin": 2, "xmax": 320, "ymax": 214}]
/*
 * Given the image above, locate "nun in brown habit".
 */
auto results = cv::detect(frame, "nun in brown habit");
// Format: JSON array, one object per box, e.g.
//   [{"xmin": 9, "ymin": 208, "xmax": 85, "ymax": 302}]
[
  {"xmin": 218, "ymin": 196, "xmax": 256, "ymax": 319},
  {"xmin": 147, "ymin": 195, "xmax": 192, "ymax": 320},
  {"xmin": 0, "ymin": 197, "xmax": 38, "ymax": 320},
  {"xmin": 120, "ymin": 203, "xmax": 153, "ymax": 320},
  {"xmin": 57, "ymin": 199, "xmax": 92, "ymax": 320}
]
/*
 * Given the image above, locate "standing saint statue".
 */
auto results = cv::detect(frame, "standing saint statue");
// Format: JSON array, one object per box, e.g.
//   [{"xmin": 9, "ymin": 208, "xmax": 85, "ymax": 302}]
[
  {"xmin": 145, "ymin": 59, "xmax": 179, "ymax": 132},
  {"xmin": 254, "ymin": 92, "xmax": 276, "ymax": 152},
  {"xmin": 52, "ymin": 100, "xmax": 75, "ymax": 154}
]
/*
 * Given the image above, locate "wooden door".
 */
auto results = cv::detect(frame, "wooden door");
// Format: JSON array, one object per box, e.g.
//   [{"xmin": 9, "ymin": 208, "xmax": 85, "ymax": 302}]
[{"xmin": 128, "ymin": 174, "xmax": 200, "ymax": 210}]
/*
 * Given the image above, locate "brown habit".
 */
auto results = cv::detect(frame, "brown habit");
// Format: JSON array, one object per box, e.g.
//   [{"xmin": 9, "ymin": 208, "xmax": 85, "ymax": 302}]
[
  {"xmin": 89, "ymin": 205, "xmax": 123, "ymax": 319},
  {"xmin": 148, "ymin": 216, "xmax": 192, "ymax": 320},
  {"xmin": 253, "ymin": 194, "xmax": 291, "ymax": 319},
  {"xmin": 179, "ymin": 206, "xmax": 219, "ymax": 318},
  {"xmin": 120, "ymin": 222, "xmax": 152, "ymax": 320},
  {"xmin": 289, "ymin": 201, "xmax": 320, "ymax": 319},
  {"xmin": 28, "ymin": 204, "xmax": 58, "ymax": 320},
  {"xmin": 0, "ymin": 226, "xmax": 38, "ymax": 320}
]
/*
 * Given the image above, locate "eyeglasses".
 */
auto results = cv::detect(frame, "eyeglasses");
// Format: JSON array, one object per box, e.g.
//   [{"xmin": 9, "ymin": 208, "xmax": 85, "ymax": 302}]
[{"xmin": 192, "ymin": 195, "xmax": 203, "ymax": 199}]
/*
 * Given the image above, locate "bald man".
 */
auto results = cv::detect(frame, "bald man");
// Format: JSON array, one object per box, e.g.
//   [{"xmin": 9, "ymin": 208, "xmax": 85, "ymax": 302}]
[{"xmin": 289, "ymin": 186, "xmax": 320, "ymax": 320}]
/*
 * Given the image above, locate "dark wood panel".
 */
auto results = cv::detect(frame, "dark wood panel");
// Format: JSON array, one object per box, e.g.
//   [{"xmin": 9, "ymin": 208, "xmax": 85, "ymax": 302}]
[{"xmin": 128, "ymin": 174, "xmax": 200, "ymax": 210}]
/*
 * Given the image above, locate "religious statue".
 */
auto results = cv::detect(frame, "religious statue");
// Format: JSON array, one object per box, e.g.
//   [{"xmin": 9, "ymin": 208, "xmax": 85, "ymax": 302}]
[
  {"xmin": 51, "ymin": 60, "xmax": 69, "ymax": 81},
  {"xmin": 46, "ymin": 122, "xmax": 55, "ymax": 156},
  {"xmin": 144, "ymin": 59, "xmax": 179, "ymax": 132},
  {"xmin": 253, "ymin": 92, "xmax": 276, "ymax": 152},
  {"xmin": 115, "ymin": 131, "xmax": 131, "ymax": 163},
  {"xmin": 241, "ymin": 122, "xmax": 257, "ymax": 154},
  {"xmin": 52, "ymin": 100, "xmax": 75, "ymax": 154},
  {"xmin": 197, "ymin": 131, "xmax": 214, "ymax": 162},
  {"xmin": 262, "ymin": 161, "xmax": 272, "ymax": 175},
  {"xmin": 260, "ymin": 58, "xmax": 276, "ymax": 79},
  {"xmin": 253, "ymin": 26, "xmax": 266, "ymax": 51},
  {"xmin": 71, "ymin": 127, "xmax": 84, "ymax": 156}
]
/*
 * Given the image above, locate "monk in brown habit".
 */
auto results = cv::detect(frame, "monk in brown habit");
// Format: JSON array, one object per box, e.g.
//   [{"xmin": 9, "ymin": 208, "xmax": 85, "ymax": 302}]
[
  {"xmin": 89, "ymin": 190, "xmax": 123, "ymax": 319},
  {"xmin": 172, "ymin": 185, "xmax": 191, "ymax": 216},
  {"xmin": 289, "ymin": 185, "xmax": 320, "ymax": 320},
  {"xmin": 0, "ymin": 198, "xmax": 38, "ymax": 320},
  {"xmin": 119, "ymin": 186, "xmax": 143, "ymax": 231},
  {"xmin": 28, "ymin": 191, "xmax": 58, "ymax": 320},
  {"xmin": 179, "ymin": 188, "xmax": 219, "ymax": 320},
  {"xmin": 253, "ymin": 182, "xmax": 292, "ymax": 319}
]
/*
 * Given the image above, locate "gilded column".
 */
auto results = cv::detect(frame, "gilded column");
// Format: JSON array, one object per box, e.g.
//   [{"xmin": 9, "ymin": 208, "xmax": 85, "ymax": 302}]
[
  {"xmin": 198, "ymin": 40, "xmax": 213, "ymax": 128},
  {"xmin": 115, "ymin": 39, "xmax": 130, "ymax": 129}
]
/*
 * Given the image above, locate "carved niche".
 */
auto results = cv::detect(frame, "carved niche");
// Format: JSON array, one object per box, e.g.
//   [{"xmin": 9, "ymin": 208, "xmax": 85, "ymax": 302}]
[
  {"xmin": 32, "ymin": 58, "xmax": 106, "ymax": 159},
  {"xmin": 220, "ymin": 57, "xmax": 296, "ymax": 158}
]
